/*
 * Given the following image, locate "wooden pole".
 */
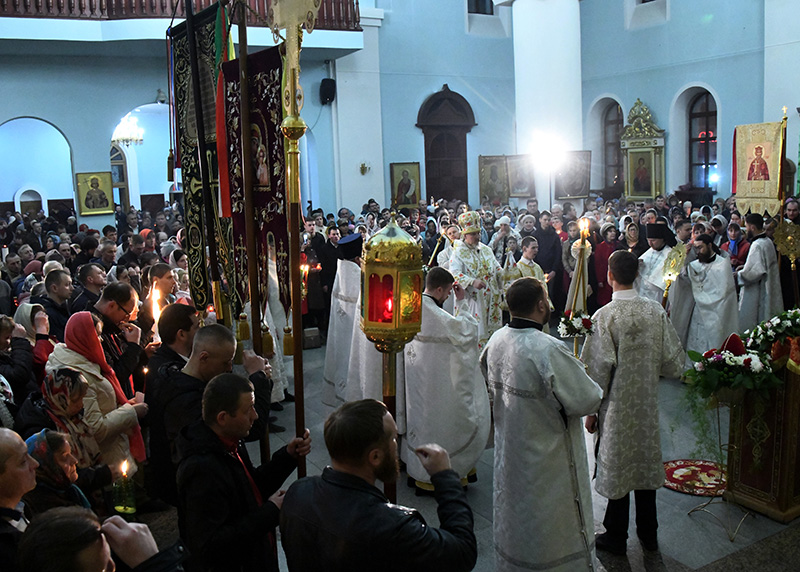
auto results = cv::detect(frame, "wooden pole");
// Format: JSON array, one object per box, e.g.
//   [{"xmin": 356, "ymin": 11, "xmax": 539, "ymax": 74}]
[
  {"xmin": 184, "ymin": 0, "xmax": 224, "ymax": 319},
  {"xmin": 237, "ymin": 0, "xmax": 269, "ymax": 460},
  {"xmin": 382, "ymin": 350, "xmax": 397, "ymax": 503}
]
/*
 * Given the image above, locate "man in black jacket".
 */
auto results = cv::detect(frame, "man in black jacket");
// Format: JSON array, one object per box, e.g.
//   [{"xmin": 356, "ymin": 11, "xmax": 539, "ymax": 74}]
[
  {"xmin": 280, "ymin": 399, "xmax": 477, "ymax": 572},
  {"xmin": 0, "ymin": 428, "xmax": 38, "ymax": 572},
  {"xmin": 176, "ymin": 373, "xmax": 311, "ymax": 572},
  {"xmin": 0, "ymin": 316, "xmax": 34, "ymax": 407},
  {"xmin": 31, "ymin": 269, "xmax": 72, "ymax": 343}
]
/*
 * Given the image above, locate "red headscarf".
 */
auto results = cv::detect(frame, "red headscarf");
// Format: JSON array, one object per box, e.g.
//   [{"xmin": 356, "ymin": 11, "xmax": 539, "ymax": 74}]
[
  {"xmin": 140, "ymin": 228, "xmax": 155, "ymax": 252},
  {"xmin": 64, "ymin": 312, "xmax": 146, "ymax": 462}
]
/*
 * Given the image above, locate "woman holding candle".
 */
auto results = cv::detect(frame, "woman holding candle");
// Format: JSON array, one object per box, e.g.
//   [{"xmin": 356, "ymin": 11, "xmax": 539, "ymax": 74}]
[{"xmin": 45, "ymin": 312, "xmax": 147, "ymax": 476}]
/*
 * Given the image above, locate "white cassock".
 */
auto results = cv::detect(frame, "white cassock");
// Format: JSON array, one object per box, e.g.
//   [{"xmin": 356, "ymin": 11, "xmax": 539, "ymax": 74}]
[
  {"xmin": 345, "ymin": 292, "xmax": 406, "ymax": 432},
  {"xmin": 636, "ymin": 245, "xmax": 672, "ymax": 303},
  {"xmin": 266, "ymin": 259, "xmax": 288, "ymax": 402},
  {"xmin": 481, "ymin": 321, "xmax": 602, "ymax": 572},
  {"xmin": 402, "ymin": 295, "xmax": 490, "ymax": 485},
  {"xmin": 321, "ymin": 259, "xmax": 361, "ymax": 408},
  {"xmin": 670, "ymin": 255, "xmax": 738, "ymax": 367},
  {"xmin": 737, "ymin": 235, "xmax": 783, "ymax": 332},
  {"xmin": 581, "ymin": 290, "xmax": 684, "ymax": 500},
  {"xmin": 449, "ymin": 239, "xmax": 503, "ymax": 347}
]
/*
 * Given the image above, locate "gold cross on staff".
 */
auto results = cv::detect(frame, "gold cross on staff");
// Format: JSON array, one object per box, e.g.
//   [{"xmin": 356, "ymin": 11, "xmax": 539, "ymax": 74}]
[{"xmin": 783, "ymin": 106, "xmax": 788, "ymax": 116}]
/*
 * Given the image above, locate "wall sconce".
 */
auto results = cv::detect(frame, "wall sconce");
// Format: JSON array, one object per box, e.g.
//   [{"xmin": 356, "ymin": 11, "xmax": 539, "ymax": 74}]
[{"xmin": 360, "ymin": 162, "xmax": 371, "ymax": 175}]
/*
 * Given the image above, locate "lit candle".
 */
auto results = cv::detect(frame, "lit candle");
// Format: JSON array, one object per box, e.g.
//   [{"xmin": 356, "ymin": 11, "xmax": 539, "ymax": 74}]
[
  {"xmin": 151, "ymin": 286, "xmax": 161, "ymax": 343},
  {"xmin": 113, "ymin": 460, "xmax": 136, "ymax": 515}
]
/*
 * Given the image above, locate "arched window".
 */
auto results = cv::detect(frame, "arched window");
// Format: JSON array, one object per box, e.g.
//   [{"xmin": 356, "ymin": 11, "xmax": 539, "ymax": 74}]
[
  {"xmin": 688, "ymin": 92, "xmax": 717, "ymax": 190},
  {"xmin": 603, "ymin": 103, "xmax": 623, "ymax": 189}
]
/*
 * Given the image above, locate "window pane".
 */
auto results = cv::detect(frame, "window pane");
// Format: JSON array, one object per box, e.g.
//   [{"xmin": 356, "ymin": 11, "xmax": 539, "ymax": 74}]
[
  {"xmin": 708, "ymin": 141, "xmax": 717, "ymax": 163},
  {"xmin": 691, "ymin": 165, "xmax": 707, "ymax": 188},
  {"xmin": 690, "ymin": 117, "xmax": 706, "ymax": 140}
]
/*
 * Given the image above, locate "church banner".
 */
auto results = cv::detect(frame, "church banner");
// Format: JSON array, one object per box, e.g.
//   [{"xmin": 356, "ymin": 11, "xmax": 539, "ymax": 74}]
[
  {"xmin": 733, "ymin": 121, "xmax": 785, "ymax": 217},
  {"xmin": 222, "ymin": 47, "xmax": 291, "ymax": 318}
]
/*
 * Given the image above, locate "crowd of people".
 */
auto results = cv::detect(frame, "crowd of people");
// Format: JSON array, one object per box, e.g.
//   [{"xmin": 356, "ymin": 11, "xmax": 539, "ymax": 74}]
[{"xmin": 0, "ymin": 188, "xmax": 794, "ymax": 571}]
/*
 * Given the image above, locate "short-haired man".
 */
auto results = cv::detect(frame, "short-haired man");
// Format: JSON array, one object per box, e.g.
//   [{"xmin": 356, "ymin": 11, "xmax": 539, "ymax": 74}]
[
  {"xmin": 582, "ymin": 251, "xmax": 683, "ymax": 555},
  {"xmin": 177, "ymin": 373, "xmax": 310, "ymax": 572},
  {"xmin": 403, "ymin": 268, "xmax": 490, "ymax": 493},
  {"xmin": 101, "ymin": 225, "xmax": 118, "ymax": 244},
  {"xmin": 91, "ymin": 282, "xmax": 145, "ymax": 399},
  {"xmin": 3, "ymin": 254, "xmax": 22, "ymax": 286},
  {"xmin": 31, "ymin": 269, "xmax": 73, "ymax": 342},
  {"xmin": 737, "ymin": 213, "xmax": 783, "ymax": 331},
  {"xmin": 71, "ymin": 263, "xmax": 106, "ymax": 313},
  {"xmin": 281, "ymin": 399, "xmax": 476, "ymax": 571},
  {"xmin": 0, "ymin": 428, "xmax": 38, "ymax": 571},
  {"xmin": 481, "ymin": 277, "xmax": 602, "ymax": 571},
  {"xmin": 91, "ymin": 241, "xmax": 117, "ymax": 273},
  {"xmin": 144, "ymin": 303, "xmax": 199, "ymax": 505},
  {"xmin": 674, "ymin": 219, "xmax": 692, "ymax": 244},
  {"xmin": 118, "ymin": 234, "xmax": 145, "ymax": 268},
  {"xmin": 136, "ymin": 263, "xmax": 177, "ymax": 337}
]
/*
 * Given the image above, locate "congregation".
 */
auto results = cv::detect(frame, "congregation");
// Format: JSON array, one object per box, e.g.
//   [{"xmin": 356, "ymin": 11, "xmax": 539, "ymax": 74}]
[{"xmin": 0, "ymin": 188, "xmax": 792, "ymax": 571}]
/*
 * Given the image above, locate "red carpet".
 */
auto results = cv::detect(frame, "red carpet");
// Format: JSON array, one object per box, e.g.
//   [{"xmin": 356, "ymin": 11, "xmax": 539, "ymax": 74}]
[{"xmin": 663, "ymin": 459, "xmax": 726, "ymax": 496}]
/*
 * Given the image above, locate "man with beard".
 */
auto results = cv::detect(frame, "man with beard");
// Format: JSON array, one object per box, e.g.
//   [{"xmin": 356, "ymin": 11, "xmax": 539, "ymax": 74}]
[
  {"xmin": 533, "ymin": 210, "xmax": 565, "ymax": 315},
  {"xmin": 450, "ymin": 211, "xmax": 503, "ymax": 348},
  {"xmin": 280, "ymin": 399, "xmax": 477, "ymax": 572},
  {"xmin": 780, "ymin": 198, "xmax": 800, "ymax": 308},
  {"xmin": 669, "ymin": 234, "xmax": 738, "ymax": 367},
  {"xmin": 737, "ymin": 213, "xmax": 783, "ymax": 331},
  {"xmin": 636, "ymin": 223, "xmax": 676, "ymax": 303},
  {"xmin": 481, "ymin": 277, "xmax": 602, "ymax": 572}
]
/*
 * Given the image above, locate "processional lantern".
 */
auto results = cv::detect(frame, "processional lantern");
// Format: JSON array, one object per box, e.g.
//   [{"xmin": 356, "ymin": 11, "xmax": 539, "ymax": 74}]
[{"xmin": 361, "ymin": 216, "xmax": 423, "ymax": 502}]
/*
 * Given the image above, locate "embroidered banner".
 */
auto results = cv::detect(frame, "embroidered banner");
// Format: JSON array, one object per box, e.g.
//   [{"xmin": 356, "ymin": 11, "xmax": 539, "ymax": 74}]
[
  {"xmin": 222, "ymin": 47, "xmax": 291, "ymax": 318},
  {"xmin": 733, "ymin": 121, "xmax": 785, "ymax": 216}
]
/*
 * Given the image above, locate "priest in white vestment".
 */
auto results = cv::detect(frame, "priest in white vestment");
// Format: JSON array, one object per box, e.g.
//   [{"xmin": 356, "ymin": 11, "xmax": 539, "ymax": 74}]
[
  {"xmin": 266, "ymin": 257, "xmax": 289, "ymax": 403},
  {"xmin": 582, "ymin": 251, "xmax": 684, "ymax": 556},
  {"xmin": 636, "ymin": 223, "xmax": 676, "ymax": 303},
  {"xmin": 737, "ymin": 213, "xmax": 783, "ymax": 332},
  {"xmin": 669, "ymin": 234, "xmax": 739, "ymax": 367},
  {"xmin": 437, "ymin": 223, "xmax": 461, "ymax": 315},
  {"xmin": 481, "ymin": 277, "xmax": 603, "ymax": 572},
  {"xmin": 403, "ymin": 267, "xmax": 490, "ymax": 492},
  {"xmin": 321, "ymin": 233, "xmax": 363, "ymax": 408},
  {"xmin": 450, "ymin": 211, "xmax": 503, "ymax": 348}
]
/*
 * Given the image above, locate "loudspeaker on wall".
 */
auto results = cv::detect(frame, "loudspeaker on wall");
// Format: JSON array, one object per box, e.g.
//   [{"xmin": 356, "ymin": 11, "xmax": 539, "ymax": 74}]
[{"xmin": 320, "ymin": 78, "xmax": 336, "ymax": 105}]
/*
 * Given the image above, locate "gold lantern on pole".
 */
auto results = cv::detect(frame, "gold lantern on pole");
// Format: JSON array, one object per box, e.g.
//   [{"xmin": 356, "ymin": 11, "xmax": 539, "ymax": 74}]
[{"xmin": 361, "ymin": 216, "xmax": 423, "ymax": 502}]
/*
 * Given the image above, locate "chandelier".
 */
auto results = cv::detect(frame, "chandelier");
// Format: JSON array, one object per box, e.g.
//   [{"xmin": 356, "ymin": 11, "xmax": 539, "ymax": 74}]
[{"xmin": 112, "ymin": 113, "xmax": 144, "ymax": 146}]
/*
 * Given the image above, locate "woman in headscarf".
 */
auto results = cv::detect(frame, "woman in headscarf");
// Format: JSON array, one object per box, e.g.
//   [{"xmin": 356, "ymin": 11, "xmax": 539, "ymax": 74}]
[
  {"xmin": 140, "ymin": 228, "xmax": 156, "ymax": 253},
  {"xmin": 14, "ymin": 302, "xmax": 57, "ymax": 387},
  {"xmin": 721, "ymin": 222, "xmax": 750, "ymax": 271},
  {"xmin": 623, "ymin": 222, "xmax": 648, "ymax": 257},
  {"xmin": 23, "ymin": 429, "xmax": 92, "ymax": 516},
  {"xmin": 423, "ymin": 218, "xmax": 443, "ymax": 266},
  {"xmin": 168, "ymin": 249, "xmax": 188, "ymax": 271},
  {"xmin": 45, "ymin": 312, "xmax": 147, "ymax": 476}
]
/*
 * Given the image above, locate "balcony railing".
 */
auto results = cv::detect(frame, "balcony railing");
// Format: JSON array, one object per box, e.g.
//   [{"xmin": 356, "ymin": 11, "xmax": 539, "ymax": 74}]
[{"xmin": 0, "ymin": 0, "xmax": 361, "ymax": 31}]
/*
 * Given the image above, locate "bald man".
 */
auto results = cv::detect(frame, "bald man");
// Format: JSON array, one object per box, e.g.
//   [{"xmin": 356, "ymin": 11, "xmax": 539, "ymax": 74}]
[
  {"xmin": 146, "ymin": 325, "xmax": 273, "ymax": 505},
  {"xmin": 0, "ymin": 428, "xmax": 39, "ymax": 572}
]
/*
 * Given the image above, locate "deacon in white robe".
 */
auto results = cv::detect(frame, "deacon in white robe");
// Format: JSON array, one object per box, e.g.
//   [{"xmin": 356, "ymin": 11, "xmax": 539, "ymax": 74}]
[
  {"xmin": 344, "ymin": 291, "xmax": 406, "ymax": 433},
  {"xmin": 737, "ymin": 214, "xmax": 783, "ymax": 332},
  {"xmin": 669, "ymin": 235, "xmax": 739, "ymax": 366},
  {"xmin": 266, "ymin": 257, "xmax": 288, "ymax": 403},
  {"xmin": 321, "ymin": 234, "xmax": 363, "ymax": 409},
  {"xmin": 436, "ymin": 224, "xmax": 460, "ymax": 315},
  {"xmin": 450, "ymin": 211, "xmax": 503, "ymax": 348},
  {"xmin": 481, "ymin": 277, "xmax": 602, "ymax": 572},
  {"xmin": 582, "ymin": 250, "xmax": 684, "ymax": 555},
  {"xmin": 636, "ymin": 223, "xmax": 676, "ymax": 304},
  {"xmin": 402, "ymin": 268, "xmax": 490, "ymax": 490}
]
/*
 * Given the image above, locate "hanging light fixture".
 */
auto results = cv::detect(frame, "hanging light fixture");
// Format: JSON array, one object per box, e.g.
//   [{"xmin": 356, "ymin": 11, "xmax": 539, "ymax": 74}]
[{"xmin": 112, "ymin": 113, "xmax": 145, "ymax": 146}]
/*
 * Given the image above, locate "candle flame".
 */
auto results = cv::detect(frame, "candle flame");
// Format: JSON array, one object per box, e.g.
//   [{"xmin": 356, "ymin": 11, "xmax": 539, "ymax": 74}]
[
  {"xmin": 151, "ymin": 286, "xmax": 161, "ymax": 325},
  {"xmin": 121, "ymin": 460, "xmax": 128, "ymax": 477},
  {"xmin": 579, "ymin": 218, "xmax": 589, "ymax": 233}
]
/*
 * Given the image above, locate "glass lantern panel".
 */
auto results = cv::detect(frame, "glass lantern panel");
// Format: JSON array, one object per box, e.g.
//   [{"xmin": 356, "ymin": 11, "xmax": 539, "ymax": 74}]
[
  {"xmin": 399, "ymin": 272, "xmax": 422, "ymax": 325},
  {"xmin": 368, "ymin": 273, "xmax": 394, "ymax": 324}
]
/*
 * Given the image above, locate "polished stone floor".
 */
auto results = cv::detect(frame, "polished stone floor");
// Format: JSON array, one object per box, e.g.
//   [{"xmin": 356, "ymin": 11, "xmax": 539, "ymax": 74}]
[{"xmin": 255, "ymin": 345, "xmax": 800, "ymax": 572}]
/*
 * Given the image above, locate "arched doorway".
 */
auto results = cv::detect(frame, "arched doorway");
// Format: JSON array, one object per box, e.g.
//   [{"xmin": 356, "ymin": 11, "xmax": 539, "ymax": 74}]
[
  {"xmin": 417, "ymin": 85, "xmax": 476, "ymax": 204},
  {"xmin": 19, "ymin": 189, "xmax": 43, "ymax": 217}
]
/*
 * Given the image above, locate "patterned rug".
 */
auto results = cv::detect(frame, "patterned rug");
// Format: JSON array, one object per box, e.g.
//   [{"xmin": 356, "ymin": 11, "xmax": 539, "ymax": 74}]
[{"xmin": 663, "ymin": 459, "xmax": 726, "ymax": 497}]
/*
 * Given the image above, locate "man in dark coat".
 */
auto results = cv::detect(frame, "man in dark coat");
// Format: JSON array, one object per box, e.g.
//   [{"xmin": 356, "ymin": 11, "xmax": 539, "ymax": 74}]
[
  {"xmin": 280, "ymin": 399, "xmax": 477, "ymax": 572},
  {"xmin": 533, "ymin": 210, "xmax": 566, "ymax": 315},
  {"xmin": 176, "ymin": 373, "xmax": 310, "ymax": 572}
]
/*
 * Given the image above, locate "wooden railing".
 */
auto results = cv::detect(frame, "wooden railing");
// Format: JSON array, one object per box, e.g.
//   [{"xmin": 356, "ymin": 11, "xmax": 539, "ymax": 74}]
[{"xmin": 0, "ymin": 0, "xmax": 361, "ymax": 31}]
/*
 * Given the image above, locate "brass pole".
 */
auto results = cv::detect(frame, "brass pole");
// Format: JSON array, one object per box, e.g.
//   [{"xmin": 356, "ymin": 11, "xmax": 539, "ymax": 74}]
[
  {"xmin": 281, "ymin": 31, "xmax": 307, "ymax": 478},
  {"xmin": 382, "ymin": 350, "xmax": 397, "ymax": 503},
  {"xmin": 237, "ymin": 0, "xmax": 269, "ymax": 460}
]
